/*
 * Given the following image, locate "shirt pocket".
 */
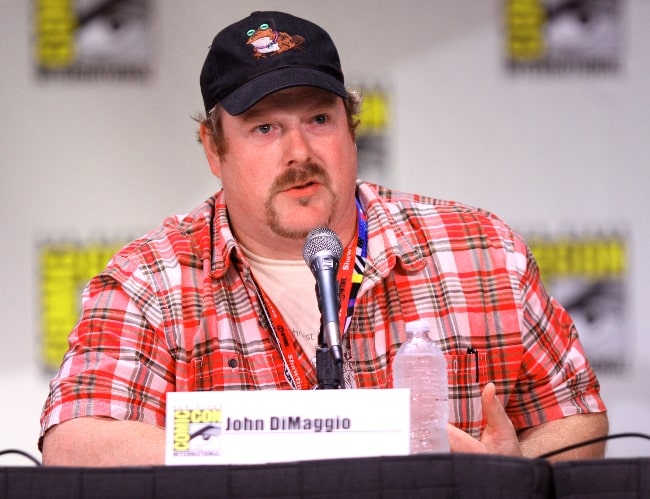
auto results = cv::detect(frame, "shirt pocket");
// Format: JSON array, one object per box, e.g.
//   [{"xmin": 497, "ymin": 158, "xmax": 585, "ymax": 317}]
[
  {"xmin": 446, "ymin": 350, "xmax": 488, "ymax": 438},
  {"xmin": 188, "ymin": 350, "xmax": 290, "ymax": 391}
]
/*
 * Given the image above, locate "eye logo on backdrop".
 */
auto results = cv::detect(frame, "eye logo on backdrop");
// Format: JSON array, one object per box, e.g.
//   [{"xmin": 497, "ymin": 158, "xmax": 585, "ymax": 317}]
[
  {"xmin": 34, "ymin": 0, "xmax": 152, "ymax": 79},
  {"xmin": 504, "ymin": 0, "xmax": 622, "ymax": 73}
]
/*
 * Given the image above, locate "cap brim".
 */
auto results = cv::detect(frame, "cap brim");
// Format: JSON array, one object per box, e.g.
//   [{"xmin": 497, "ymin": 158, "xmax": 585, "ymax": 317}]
[{"xmin": 220, "ymin": 67, "xmax": 347, "ymax": 115}]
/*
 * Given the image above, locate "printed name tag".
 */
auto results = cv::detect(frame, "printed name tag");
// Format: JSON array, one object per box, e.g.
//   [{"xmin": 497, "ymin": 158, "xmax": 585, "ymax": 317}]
[{"xmin": 165, "ymin": 389, "xmax": 410, "ymax": 465}]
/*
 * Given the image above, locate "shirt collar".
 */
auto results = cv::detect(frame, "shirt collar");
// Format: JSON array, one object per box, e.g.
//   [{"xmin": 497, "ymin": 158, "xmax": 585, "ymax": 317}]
[
  {"xmin": 208, "ymin": 182, "xmax": 428, "ymax": 279},
  {"xmin": 355, "ymin": 180, "xmax": 428, "ymax": 276}
]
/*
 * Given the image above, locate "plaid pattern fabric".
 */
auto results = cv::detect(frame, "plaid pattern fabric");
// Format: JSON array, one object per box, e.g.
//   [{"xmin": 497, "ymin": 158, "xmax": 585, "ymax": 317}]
[{"xmin": 40, "ymin": 181, "xmax": 605, "ymax": 443}]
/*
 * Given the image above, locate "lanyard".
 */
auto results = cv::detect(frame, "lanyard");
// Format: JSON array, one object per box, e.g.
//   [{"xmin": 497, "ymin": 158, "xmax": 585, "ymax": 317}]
[
  {"xmin": 257, "ymin": 199, "xmax": 368, "ymax": 389},
  {"xmin": 257, "ymin": 231, "xmax": 357, "ymax": 390},
  {"xmin": 257, "ymin": 285, "xmax": 313, "ymax": 389}
]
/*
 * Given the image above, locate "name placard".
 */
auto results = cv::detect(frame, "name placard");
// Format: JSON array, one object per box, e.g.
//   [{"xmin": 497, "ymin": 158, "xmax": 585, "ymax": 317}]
[{"xmin": 165, "ymin": 389, "xmax": 410, "ymax": 465}]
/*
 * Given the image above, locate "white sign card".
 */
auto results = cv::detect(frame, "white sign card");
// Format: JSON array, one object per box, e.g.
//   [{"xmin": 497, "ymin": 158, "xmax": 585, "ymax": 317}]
[{"xmin": 165, "ymin": 389, "xmax": 410, "ymax": 465}]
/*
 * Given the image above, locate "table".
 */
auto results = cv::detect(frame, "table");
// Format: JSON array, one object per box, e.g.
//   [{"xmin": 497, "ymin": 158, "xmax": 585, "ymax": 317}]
[{"xmin": 2, "ymin": 454, "xmax": 648, "ymax": 498}]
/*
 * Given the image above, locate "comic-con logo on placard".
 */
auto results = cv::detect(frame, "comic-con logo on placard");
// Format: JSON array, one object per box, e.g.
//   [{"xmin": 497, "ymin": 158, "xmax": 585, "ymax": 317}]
[{"xmin": 173, "ymin": 408, "xmax": 223, "ymax": 457}]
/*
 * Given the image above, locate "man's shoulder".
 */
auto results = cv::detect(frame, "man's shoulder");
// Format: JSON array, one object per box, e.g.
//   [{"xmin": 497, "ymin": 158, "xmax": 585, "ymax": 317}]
[
  {"xmin": 113, "ymin": 195, "xmax": 219, "ymax": 271},
  {"xmin": 360, "ymin": 181, "xmax": 506, "ymax": 225},
  {"xmin": 358, "ymin": 181, "xmax": 522, "ymax": 250}
]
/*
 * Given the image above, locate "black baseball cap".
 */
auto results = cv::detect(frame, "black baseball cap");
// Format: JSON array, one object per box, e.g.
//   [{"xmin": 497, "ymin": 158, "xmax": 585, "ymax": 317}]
[{"xmin": 200, "ymin": 11, "xmax": 347, "ymax": 115}]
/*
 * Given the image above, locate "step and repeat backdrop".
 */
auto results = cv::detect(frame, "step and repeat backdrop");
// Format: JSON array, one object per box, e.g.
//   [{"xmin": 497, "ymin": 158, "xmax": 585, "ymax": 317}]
[{"xmin": 32, "ymin": 0, "xmax": 628, "ymax": 380}]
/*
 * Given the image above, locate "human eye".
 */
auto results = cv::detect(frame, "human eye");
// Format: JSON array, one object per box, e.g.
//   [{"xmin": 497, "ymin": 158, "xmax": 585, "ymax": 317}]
[
  {"xmin": 313, "ymin": 114, "xmax": 328, "ymax": 125},
  {"xmin": 255, "ymin": 123, "xmax": 272, "ymax": 134}
]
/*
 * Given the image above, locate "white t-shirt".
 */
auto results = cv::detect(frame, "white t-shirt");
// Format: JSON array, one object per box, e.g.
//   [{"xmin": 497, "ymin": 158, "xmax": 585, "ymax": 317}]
[{"xmin": 240, "ymin": 246, "xmax": 321, "ymax": 366}]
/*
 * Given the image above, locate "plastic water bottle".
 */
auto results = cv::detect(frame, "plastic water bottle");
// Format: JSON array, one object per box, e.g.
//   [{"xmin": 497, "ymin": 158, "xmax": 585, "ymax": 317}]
[{"xmin": 392, "ymin": 320, "xmax": 450, "ymax": 453}]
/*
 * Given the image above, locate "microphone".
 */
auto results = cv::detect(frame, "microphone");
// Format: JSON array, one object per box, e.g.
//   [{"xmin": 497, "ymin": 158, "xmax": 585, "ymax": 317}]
[{"xmin": 303, "ymin": 226, "xmax": 344, "ymax": 365}]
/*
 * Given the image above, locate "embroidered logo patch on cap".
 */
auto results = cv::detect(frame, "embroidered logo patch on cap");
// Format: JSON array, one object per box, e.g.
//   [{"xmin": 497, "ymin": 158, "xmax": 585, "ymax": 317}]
[{"xmin": 246, "ymin": 23, "xmax": 305, "ymax": 58}]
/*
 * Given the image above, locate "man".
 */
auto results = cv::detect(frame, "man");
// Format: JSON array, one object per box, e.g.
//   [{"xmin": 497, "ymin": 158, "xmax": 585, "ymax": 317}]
[{"xmin": 40, "ymin": 11, "xmax": 608, "ymax": 466}]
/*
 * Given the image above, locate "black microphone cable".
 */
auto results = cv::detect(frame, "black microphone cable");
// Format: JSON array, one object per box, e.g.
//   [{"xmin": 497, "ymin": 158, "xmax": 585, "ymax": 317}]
[
  {"xmin": 536, "ymin": 432, "xmax": 650, "ymax": 460},
  {"xmin": 0, "ymin": 448, "xmax": 42, "ymax": 466}
]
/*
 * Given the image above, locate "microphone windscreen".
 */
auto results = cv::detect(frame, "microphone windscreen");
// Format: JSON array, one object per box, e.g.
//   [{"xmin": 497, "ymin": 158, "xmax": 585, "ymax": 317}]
[{"xmin": 302, "ymin": 226, "xmax": 343, "ymax": 264}]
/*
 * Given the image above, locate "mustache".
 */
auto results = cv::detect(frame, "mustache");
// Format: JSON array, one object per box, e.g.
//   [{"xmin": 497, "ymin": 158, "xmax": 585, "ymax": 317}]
[{"xmin": 270, "ymin": 163, "xmax": 330, "ymax": 193}]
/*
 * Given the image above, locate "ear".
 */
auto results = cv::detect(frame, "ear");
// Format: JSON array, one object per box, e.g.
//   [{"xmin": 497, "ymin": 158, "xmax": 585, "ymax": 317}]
[{"xmin": 199, "ymin": 123, "xmax": 222, "ymax": 178}]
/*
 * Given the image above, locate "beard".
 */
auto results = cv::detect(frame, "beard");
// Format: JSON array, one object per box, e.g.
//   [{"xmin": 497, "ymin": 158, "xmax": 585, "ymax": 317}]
[{"xmin": 264, "ymin": 163, "xmax": 338, "ymax": 240}]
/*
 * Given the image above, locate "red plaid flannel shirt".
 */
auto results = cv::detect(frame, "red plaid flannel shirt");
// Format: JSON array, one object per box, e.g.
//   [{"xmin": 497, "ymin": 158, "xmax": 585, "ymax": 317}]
[{"xmin": 40, "ymin": 181, "xmax": 605, "ymax": 444}]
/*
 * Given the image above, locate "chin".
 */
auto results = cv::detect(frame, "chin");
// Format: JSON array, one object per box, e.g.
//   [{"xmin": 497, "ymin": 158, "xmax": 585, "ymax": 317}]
[
  {"xmin": 273, "ymin": 215, "xmax": 333, "ymax": 240},
  {"xmin": 267, "ymin": 197, "xmax": 336, "ymax": 238}
]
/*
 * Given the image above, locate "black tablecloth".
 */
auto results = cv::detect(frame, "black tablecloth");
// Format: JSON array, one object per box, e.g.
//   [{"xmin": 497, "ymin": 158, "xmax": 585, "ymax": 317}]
[
  {"xmin": 552, "ymin": 457, "xmax": 650, "ymax": 499},
  {"xmin": 2, "ymin": 454, "xmax": 648, "ymax": 498}
]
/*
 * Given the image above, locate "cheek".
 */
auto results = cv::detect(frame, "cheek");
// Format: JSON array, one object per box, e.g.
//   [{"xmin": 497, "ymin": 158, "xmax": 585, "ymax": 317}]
[
  {"xmin": 219, "ymin": 149, "xmax": 263, "ymax": 183},
  {"xmin": 330, "ymin": 138, "xmax": 358, "ymax": 176},
  {"xmin": 221, "ymin": 164, "xmax": 270, "ymax": 203}
]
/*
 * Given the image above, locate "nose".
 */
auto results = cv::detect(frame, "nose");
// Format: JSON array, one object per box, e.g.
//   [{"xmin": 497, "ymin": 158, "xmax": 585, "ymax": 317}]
[{"xmin": 283, "ymin": 126, "xmax": 312, "ymax": 167}]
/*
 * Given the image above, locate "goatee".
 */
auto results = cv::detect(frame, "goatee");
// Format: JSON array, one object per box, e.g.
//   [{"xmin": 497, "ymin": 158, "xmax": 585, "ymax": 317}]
[{"xmin": 264, "ymin": 163, "xmax": 337, "ymax": 239}]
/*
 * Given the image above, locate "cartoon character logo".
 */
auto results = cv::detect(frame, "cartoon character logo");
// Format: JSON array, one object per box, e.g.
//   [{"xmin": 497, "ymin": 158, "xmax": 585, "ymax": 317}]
[{"xmin": 246, "ymin": 23, "xmax": 305, "ymax": 58}]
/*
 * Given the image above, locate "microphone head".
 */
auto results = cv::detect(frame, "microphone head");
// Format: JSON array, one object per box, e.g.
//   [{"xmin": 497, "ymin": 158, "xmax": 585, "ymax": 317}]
[{"xmin": 302, "ymin": 226, "xmax": 343, "ymax": 264}]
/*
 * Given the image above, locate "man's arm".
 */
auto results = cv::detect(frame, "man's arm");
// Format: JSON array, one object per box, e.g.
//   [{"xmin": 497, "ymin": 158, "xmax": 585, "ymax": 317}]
[
  {"xmin": 518, "ymin": 412, "xmax": 609, "ymax": 460},
  {"xmin": 42, "ymin": 417, "xmax": 165, "ymax": 466},
  {"xmin": 448, "ymin": 382, "xmax": 609, "ymax": 461}
]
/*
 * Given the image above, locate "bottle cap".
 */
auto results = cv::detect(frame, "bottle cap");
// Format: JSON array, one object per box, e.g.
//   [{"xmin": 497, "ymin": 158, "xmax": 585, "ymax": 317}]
[{"xmin": 405, "ymin": 320, "xmax": 430, "ymax": 333}]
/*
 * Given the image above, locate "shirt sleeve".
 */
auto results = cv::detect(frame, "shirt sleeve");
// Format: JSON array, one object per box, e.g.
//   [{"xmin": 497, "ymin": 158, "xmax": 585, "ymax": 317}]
[
  {"xmin": 505, "ymin": 244, "xmax": 607, "ymax": 430},
  {"xmin": 39, "ymin": 252, "xmax": 174, "ymax": 446}
]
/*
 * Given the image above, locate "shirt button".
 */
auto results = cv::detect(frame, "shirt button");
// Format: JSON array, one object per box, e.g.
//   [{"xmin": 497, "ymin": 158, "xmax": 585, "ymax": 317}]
[{"xmin": 228, "ymin": 358, "xmax": 238, "ymax": 368}]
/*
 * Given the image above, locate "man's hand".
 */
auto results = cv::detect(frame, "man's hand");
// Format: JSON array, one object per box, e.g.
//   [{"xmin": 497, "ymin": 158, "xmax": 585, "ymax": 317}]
[
  {"xmin": 447, "ymin": 382, "xmax": 522, "ymax": 457},
  {"xmin": 447, "ymin": 382, "xmax": 609, "ymax": 461}
]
